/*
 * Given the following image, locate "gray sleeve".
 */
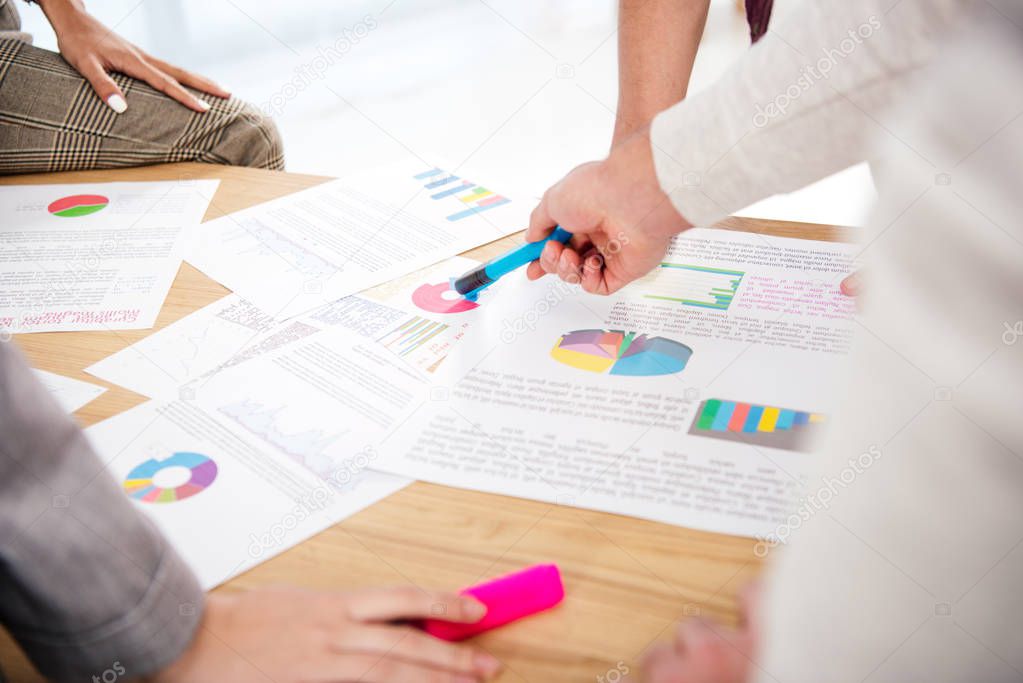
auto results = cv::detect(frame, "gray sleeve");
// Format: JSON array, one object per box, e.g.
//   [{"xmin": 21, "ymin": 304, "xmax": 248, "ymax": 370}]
[
  {"xmin": 648, "ymin": 0, "xmax": 970, "ymax": 225},
  {"xmin": 0, "ymin": 342, "xmax": 204, "ymax": 682}
]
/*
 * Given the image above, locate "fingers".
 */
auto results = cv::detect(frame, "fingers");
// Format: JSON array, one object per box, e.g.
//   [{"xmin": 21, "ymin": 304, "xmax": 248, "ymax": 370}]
[
  {"xmin": 580, "ymin": 249, "xmax": 608, "ymax": 295},
  {"xmin": 338, "ymin": 625, "xmax": 501, "ymax": 679},
  {"xmin": 144, "ymin": 53, "xmax": 230, "ymax": 99},
  {"xmin": 640, "ymin": 643, "xmax": 687, "ymax": 683},
  {"xmin": 117, "ymin": 53, "xmax": 211, "ymax": 112},
  {"xmin": 335, "ymin": 653, "xmax": 483, "ymax": 683},
  {"xmin": 526, "ymin": 260, "xmax": 546, "ymax": 280},
  {"xmin": 77, "ymin": 56, "xmax": 127, "ymax": 113},
  {"xmin": 533, "ymin": 238, "xmax": 613, "ymax": 294},
  {"xmin": 667, "ymin": 617, "xmax": 754, "ymax": 682},
  {"xmin": 537, "ymin": 240, "xmax": 566, "ymax": 275},
  {"xmin": 556, "ymin": 246, "xmax": 583, "ymax": 283},
  {"xmin": 840, "ymin": 270, "xmax": 862, "ymax": 297},
  {"xmin": 737, "ymin": 580, "xmax": 762, "ymax": 631},
  {"xmin": 345, "ymin": 587, "xmax": 487, "ymax": 624}
]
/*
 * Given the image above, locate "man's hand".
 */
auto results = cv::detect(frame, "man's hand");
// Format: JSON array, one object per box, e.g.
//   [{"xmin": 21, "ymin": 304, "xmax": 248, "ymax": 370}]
[
  {"xmin": 153, "ymin": 586, "xmax": 502, "ymax": 683},
  {"xmin": 632, "ymin": 582, "xmax": 760, "ymax": 683},
  {"xmin": 38, "ymin": 0, "xmax": 229, "ymax": 113},
  {"xmin": 526, "ymin": 126, "xmax": 691, "ymax": 295}
]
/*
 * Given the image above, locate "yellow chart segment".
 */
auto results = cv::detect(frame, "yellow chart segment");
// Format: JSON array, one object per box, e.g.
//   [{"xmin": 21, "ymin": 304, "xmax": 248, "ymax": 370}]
[
  {"xmin": 123, "ymin": 478, "xmax": 152, "ymax": 493},
  {"xmin": 550, "ymin": 346, "xmax": 616, "ymax": 373},
  {"xmin": 757, "ymin": 407, "xmax": 781, "ymax": 432}
]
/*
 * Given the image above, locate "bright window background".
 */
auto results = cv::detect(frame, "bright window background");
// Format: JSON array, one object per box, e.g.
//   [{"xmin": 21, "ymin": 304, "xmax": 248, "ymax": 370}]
[{"xmin": 18, "ymin": 0, "xmax": 874, "ymax": 226}]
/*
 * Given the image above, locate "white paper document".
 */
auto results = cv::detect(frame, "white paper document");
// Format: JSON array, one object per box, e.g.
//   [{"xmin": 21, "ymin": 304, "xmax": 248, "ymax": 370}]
[
  {"xmin": 86, "ymin": 256, "xmax": 485, "ymax": 398},
  {"xmin": 186, "ymin": 156, "xmax": 528, "ymax": 319},
  {"xmin": 33, "ymin": 369, "xmax": 106, "ymax": 413},
  {"xmin": 0, "ymin": 181, "xmax": 218, "ymax": 333},
  {"xmin": 190, "ymin": 324, "xmax": 430, "ymax": 482},
  {"xmin": 86, "ymin": 398, "xmax": 410, "ymax": 589},
  {"xmin": 372, "ymin": 229, "xmax": 859, "ymax": 538}
]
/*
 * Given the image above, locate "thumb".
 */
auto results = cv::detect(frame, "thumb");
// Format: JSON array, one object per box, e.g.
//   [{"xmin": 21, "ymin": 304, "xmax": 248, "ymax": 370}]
[
  {"xmin": 526, "ymin": 190, "xmax": 556, "ymax": 243},
  {"xmin": 78, "ymin": 57, "xmax": 127, "ymax": 113},
  {"xmin": 528, "ymin": 163, "xmax": 607, "ymax": 244}
]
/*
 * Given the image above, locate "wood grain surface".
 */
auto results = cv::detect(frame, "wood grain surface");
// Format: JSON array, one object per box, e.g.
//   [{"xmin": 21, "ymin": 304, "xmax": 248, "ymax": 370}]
[{"xmin": 0, "ymin": 163, "xmax": 851, "ymax": 682}]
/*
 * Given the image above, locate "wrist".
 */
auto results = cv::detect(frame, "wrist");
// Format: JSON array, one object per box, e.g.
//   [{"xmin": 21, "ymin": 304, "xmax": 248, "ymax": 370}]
[
  {"xmin": 36, "ymin": 0, "xmax": 87, "ymax": 33},
  {"xmin": 604, "ymin": 127, "xmax": 691, "ymax": 239}
]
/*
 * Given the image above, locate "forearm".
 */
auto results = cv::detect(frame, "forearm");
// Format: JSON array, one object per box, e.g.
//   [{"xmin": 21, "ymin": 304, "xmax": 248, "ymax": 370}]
[
  {"xmin": 32, "ymin": 0, "xmax": 85, "ymax": 29},
  {"xmin": 648, "ymin": 0, "xmax": 969, "ymax": 226},
  {"xmin": 0, "ymin": 344, "xmax": 203, "ymax": 681},
  {"xmin": 613, "ymin": 0, "xmax": 710, "ymax": 147}
]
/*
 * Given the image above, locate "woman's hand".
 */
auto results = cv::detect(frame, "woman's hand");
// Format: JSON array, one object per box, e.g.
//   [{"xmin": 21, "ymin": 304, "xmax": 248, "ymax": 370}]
[
  {"xmin": 154, "ymin": 586, "xmax": 503, "ymax": 683},
  {"xmin": 37, "ymin": 0, "xmax": 229, "ymax": 114}
]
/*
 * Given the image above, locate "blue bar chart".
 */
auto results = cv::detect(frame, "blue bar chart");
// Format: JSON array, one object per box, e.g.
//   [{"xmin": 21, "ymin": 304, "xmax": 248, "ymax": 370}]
[{"xmin": 414, "ymin": 167, "xmax": 511, "ymax": 221}]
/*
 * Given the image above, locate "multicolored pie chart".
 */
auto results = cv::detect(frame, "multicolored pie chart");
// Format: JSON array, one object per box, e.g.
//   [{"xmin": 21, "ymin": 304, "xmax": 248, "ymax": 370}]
[
  {"xmin": 123, "ymin": 452, "xmax": 218, "ymax": 503},
  {"xmin": 551, "ymin": 329, "xmax": 693, "ymax": 376},
  {"xmin": 47, "ymin": 194, "xmax": 109, "ymax": 218},
  {"xmin": 412, "ymin": 282, "xmax": 479, "ymax": 314}
]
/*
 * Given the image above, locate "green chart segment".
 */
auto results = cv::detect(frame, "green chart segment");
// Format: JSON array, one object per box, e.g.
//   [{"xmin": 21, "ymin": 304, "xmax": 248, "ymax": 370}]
[
  {"xmin": 47, "ymin": 194, "xmax": 109, "ymax": 218},
  {"xmin": 635, "ymin": 263, "xmax": 744, "ymax": 310}
]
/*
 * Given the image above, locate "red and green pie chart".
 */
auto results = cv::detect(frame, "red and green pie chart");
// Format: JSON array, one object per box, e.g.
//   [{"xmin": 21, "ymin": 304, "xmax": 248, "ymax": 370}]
[{"xmin": 47, "ymin": 194, "xmax": 109, "ymax": 218}]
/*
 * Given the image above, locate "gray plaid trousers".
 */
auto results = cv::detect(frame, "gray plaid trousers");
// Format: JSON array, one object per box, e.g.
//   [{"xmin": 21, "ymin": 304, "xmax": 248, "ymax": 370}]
[{"xmin": 0, "ymin": 0, "xmax": 284, "ymax": 175}]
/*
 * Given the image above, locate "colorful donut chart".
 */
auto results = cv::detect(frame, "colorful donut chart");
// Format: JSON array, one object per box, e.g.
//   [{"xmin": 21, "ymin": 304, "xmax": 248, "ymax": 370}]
[{"xmin": 123, "ymin": 452, "xmax": 218, "ymax": 503}]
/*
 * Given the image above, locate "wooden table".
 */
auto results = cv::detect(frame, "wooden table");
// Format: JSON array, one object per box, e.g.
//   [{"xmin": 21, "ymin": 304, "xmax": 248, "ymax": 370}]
[{"xmin": 0, "ymin": 163, "xmax": 852, "ymax": 682}]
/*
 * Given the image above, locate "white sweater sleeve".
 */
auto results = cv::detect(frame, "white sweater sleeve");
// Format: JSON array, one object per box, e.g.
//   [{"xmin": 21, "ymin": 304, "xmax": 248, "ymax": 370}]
[{"xmin": 649, "ymin": 0, "xmax": 969, "ymax": 225}]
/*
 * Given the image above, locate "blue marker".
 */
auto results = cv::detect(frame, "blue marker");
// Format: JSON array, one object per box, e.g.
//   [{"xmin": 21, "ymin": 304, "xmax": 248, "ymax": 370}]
[{"xmin": 451, "ymin": 226, "xmax": 573, "ymax": 301}]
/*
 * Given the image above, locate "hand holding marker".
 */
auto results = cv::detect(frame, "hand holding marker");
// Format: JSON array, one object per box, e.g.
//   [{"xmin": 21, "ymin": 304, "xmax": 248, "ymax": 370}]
[{"xmin": 451, "ymin": 226, "xmax": 573, "ymax": 301}]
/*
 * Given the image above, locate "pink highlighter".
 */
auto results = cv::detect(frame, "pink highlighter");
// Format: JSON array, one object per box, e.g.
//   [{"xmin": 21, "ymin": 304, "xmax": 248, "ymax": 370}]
[{"xmin": 421, "ymin": 563, "xmax": 565, "ymax": 641}]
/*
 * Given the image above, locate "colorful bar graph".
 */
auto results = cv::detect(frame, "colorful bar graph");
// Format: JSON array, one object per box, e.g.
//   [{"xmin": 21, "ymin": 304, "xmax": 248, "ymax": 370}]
[
  {"xmin": 377, "ymin": 316, "xmax": 449, "ymax": 358},
  {"xmin": 414, "ymin": 167, "xmax": 512, "ymax": 222},
  {"xmin": 633, "ymin": 263, "xmax": 745, "ymax": 310},
  {"xmin": 688, "ymin": 398, "xmax": 826, "ymax": 452},
  {"xmin": 431, "ymin": 180, "xmax": 474, "ymax": 199},
  {"xmin": 446, "ymin": 197, "xmax": 510, "ymax": 221},
  {"xmin": 426, "ymin": 175, "xmax": 462, "ymax": 189}
]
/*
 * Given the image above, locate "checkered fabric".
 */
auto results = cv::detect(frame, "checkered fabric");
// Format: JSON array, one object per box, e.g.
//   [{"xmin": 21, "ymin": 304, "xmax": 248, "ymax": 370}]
[{"xmin": 0, "ymin": 0, "xmax": 283, "ymax": 175}]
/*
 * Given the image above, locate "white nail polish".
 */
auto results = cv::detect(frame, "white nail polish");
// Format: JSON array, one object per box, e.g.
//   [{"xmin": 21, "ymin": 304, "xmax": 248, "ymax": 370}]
[
  {"xmin": 106, "ymin": 94, "xmax": 127, "ymax": 114},
  {"xmin": 196, "ymin": 99, "xmax": 211, "ymax": 112}
]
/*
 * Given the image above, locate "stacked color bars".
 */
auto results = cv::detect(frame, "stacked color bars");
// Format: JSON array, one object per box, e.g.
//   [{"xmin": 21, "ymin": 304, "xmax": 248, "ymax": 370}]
[
  {"xmin": 687, "ymin": 399, "xmax": 825, "ymax": 452},
  {"xmin": 414, "ymin": 168, "xmax": 510, "ymax": 221}
]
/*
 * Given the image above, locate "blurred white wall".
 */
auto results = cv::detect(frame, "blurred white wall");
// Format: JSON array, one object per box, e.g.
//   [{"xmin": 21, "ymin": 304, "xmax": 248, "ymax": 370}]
[{"xmin": 18, "ymin": 0, "xmax": 874, "ymax": 227}]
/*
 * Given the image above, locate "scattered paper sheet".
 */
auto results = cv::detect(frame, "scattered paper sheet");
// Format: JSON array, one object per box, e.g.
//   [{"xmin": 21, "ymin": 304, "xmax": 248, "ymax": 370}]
[
  {"xmin": 186, "ymin": 156, "xmax": 528, "ymax": 319},
  {"xmin": 33, "ymin": 369, "xmax": 106, "ymax": 413},
  {"xmin": 190, "ymin": 324, "xmax": 430, "ymax": 483},
  {"xmin": 372, "ymin": 229, "xmax": 859, "ymax": 538},
  {"xmin": 0, "ymin": 180, "xmax": 218, "ymax": 333},
  {"xmin": 85, "ymin": 398, "xmax": 411, "ymax": 589},
  {"xmin": 86, "ymin": 256, "xmax": 485, "ymax": 399}
]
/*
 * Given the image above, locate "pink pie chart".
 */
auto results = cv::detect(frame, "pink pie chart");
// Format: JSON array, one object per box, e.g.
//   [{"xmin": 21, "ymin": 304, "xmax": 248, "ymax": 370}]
[{"xmin": 411, "ymin": 282, "xmax": 479, "ymax": 314}]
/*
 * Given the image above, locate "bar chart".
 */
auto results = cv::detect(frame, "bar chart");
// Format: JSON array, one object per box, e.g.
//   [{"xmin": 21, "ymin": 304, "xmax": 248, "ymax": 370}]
[
  {"xmin": 377, "ymin": 315, "xmax": 449, "ymax": 358},
  {"xmin": 633, "ymin": 263, "xmax": 744, "ymax": 310},
  {"xmin": 688, "ymin": 398, "xmax": 825, "ymax": 452},
  {"xmin": 414, "ymin": 168, "xmax": 511, "ymax": 221}
]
